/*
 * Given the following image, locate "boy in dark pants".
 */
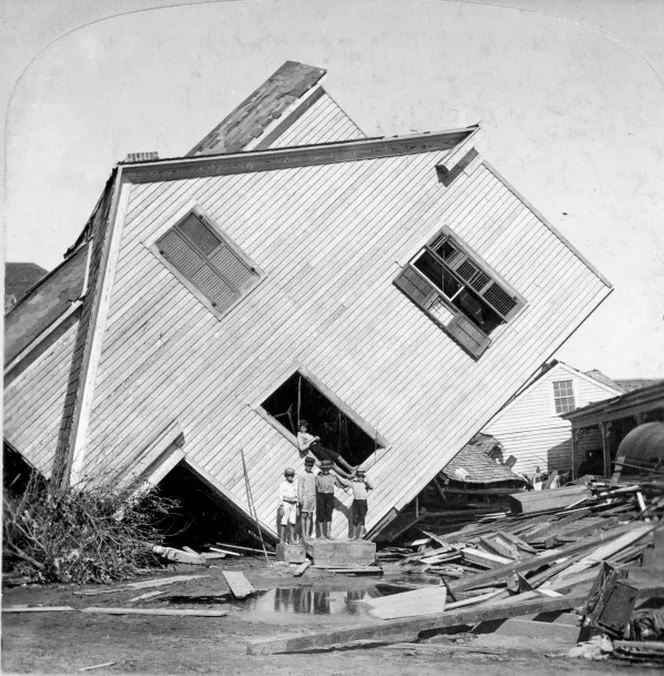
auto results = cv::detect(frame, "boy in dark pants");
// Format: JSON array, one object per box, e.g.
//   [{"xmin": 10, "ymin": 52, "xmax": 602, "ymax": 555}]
[
  {"xmin": 315, "ymin": 459, "xmax": 350, "ymax": 539},
  {"xmin": 350, "ymin": 468, "xmax": 373, "ymax": 540}
]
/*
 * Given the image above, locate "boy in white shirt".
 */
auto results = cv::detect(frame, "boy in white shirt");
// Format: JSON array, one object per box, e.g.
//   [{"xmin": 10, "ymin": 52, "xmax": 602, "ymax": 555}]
[
  {"xmin": 278, "ymin": 467, "xmax": 299, "ymax": 544},
  {"xmin": 350, "ymin": 468, "xmax": 373, "ymax": 540}
]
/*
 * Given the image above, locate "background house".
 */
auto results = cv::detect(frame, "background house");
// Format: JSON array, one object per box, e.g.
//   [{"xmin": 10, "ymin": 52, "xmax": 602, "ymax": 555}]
[
  {"xmin": 482, "ymin": 360, "xmax": 624, "ymax": 477},
  {"xmin": 4, "ymin": 62, "xmax": 612, "ymax": 543}
]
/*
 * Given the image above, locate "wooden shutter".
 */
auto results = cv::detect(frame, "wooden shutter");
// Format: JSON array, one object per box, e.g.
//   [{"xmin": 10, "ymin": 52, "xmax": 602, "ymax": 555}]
[
  {"xmin": 393, "ymin": 265, "xmax": 437, "ymax": 309},
  {"xmin": 483, "ymin": 282, "xmax": 518, "ymax": 317},
  {"xmin": 446, "ymin": 313, "xmax": 491, "ymax": 359},
  {"xmin": 158, "ymin": 229, "xmax": 206, "ymax": 278},
  {"xmin": 208, "ymin": 244, "xmax": 256, "ymax": 291}
]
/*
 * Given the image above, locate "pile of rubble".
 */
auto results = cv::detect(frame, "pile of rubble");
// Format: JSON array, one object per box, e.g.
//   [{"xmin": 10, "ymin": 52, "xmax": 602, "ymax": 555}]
[{"xmin": 247, "ymin": 478, "xmax": 664, "ymax": 659}]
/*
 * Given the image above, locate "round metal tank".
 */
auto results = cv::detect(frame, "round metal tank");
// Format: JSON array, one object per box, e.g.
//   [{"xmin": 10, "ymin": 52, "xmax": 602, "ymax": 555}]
[{"xmin": 616, "ymin": 422, "xmax": 664, "ymax": 463}]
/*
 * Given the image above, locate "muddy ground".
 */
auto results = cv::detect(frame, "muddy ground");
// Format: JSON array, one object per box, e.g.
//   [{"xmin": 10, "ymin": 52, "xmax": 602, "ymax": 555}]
[{"xmin": 1, "ymin": 557, "xmax": 654, "ymax": 674}]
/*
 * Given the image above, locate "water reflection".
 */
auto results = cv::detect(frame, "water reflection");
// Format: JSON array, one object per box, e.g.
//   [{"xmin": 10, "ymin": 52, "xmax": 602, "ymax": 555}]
[{"xmin": 246, "ymin": 586, "xmax": 379, "ymax": 616}]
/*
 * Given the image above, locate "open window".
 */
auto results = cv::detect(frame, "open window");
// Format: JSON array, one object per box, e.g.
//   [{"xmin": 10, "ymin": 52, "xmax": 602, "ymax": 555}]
[
  {"xmin": 153, "ymin": 209, "xmax": 262, "ymax": 319},
  {"xmin": 260, "ymin": 370, "xmax": 386, "ymax": 467},
  {"xmin": 394, "ymin": 227, "xmax": 525, "ymax": 358}
]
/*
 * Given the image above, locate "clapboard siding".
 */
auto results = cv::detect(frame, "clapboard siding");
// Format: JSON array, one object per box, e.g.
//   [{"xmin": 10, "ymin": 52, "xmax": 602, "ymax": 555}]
[
  {"xmin": 483, "ymin": 363, "xmax": 622, "ymax": 475},
  {"xmin": 3, "ymin": 318, "xmax": 80, "ymax": 476},
  {"xmin": 80, "ymin": 151, "xmax": 610, "ymax": 537},
  {"xmin": 269, "ymin": 91, "xmax": 365, "ymax": 147}
]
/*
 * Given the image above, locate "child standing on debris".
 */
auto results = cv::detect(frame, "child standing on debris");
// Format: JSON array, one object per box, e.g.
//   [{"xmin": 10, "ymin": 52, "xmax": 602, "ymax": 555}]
[
  {"xmin": 315, "ymin": 459, "xmax": 351, "ymax": 539},
  {"xmin": 279, "ymin": 467, "xmax": 299, "ymax": 544},
  {"xmin": 298, "ymin": 456, "xmax": 317, "ymax": 540},
  {"xmin": 350, "ymin": 468, "xmax": 373, "ymax": 540},
  {"xmin": 296, "ymin": 420, "xmax": 355, "ymax": 479}
]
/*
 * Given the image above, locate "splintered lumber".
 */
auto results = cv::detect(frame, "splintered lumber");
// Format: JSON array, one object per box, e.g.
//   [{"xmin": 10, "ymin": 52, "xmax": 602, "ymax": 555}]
[
  {"xmin": 461, "ymin": 548, "xmax": 513, "ymax": 569},
  {"xmin": 81, "ymin": 607, "xmax": 229, "ymax": 617},
  {"xmin": 364, "ymin": 586, "xmax": 446, "ymax": 620},
  {"xmin": 448, "ymin": 528, "xmax": 631, "ymax": 594},
  {"xmin": 246, "ymin": 592, "xmax": 588, "ymax": 655},
  {"xmin": 209, "ymin": 547, "xmax": 240, "ymax": 557},
  {"xmin": 3, "ymin": 606, "xmax": 75, "ymax": 613},
  {"xmin": 293, "ymin": 561, "xmax": 312, "ymax": 577},
  {"xmin": 78, "ymin": 661, "xmax": 118, "ymax": 672},
  {"xmin": 126, "ymin": 574, "xmax": 208, "ymax": 590},
  {"xmin": 508, "ymin": 486, "xmax": 590, "ymax": 515},
  {"xmin": 327, "ymin": 566, "xmax": 383, "ymax": 575},
  {"xmin": 127, "ymin": 590, "xmax": 167, "ymax": 604},
  {"xmin": 222, "ymin": 570, "xmax": 255, "ymax": 599},
  {"xmin": 215, "ymin": 543, "xmax": 274, "ymax": 556},
  {"xmin": 558, "ymin": 525, "xmax": 657, "ymax": 580},
  {"xmin": 152, "ymin": 545, "xmax": 208, "ymax": 566}
]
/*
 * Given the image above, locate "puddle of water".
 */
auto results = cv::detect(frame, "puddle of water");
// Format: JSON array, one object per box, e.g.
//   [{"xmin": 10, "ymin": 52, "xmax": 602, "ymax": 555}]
[{"xmin": 241, "ymin": 586, "xmax": 384, "ymax": 617}]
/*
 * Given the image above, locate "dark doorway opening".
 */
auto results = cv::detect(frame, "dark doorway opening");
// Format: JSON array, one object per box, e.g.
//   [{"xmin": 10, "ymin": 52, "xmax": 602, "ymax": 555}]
[
  {"xmin": 155, "ymin": 461, "xmax": 275, "ymax": 549},
  {"xmin": 261, "ymin": 371, "xmax": 382, "ymax": 466}
]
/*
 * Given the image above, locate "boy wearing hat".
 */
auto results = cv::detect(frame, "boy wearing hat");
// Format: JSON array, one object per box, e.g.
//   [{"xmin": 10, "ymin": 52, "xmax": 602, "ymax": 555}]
[
  {"xmin": 279, "ymin": 467, "xmax": 299, "ymax": 544},
  {"xmin": 297, "ymin": 456, "xmax": 317, "ymax": 539},
  {"xmin": 296, "ymin": 420, "xmax": 355, "ymax": 479},
  {"xmin": 350, "ymin": 469, "xmax": 373, "ymax": 540},
  {"xmin": 315, "ymin": 459, "xmax": 351, "ymax": 539}
]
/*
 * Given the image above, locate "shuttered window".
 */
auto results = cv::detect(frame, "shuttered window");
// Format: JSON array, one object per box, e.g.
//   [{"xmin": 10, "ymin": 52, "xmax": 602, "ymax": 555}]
[
  {"xmin": 393, "ymin": 227, "xmax": 524, "ymax": 359},
  {"xmin": 156, "ymin": 212, "xmax": 261, "ymax": 317}
]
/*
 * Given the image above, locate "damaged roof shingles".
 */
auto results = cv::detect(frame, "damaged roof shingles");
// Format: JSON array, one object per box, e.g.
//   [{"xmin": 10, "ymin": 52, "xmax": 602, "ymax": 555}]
[{"xmin": 187, "ymin": 61, "xmax": 326, "ymax": 156}]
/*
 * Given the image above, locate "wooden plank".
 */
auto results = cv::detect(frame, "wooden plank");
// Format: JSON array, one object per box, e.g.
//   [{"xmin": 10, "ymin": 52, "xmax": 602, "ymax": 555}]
[
  {"xmin": 222, "ymin": 570, "xmax": 255, "ymax": 599},
  {"xmin": 293, "ymin": 561, "xmax": 312, "ymax": 577},
  {"xmin": 214, "ymin": 543, "xmax": 273, "ymax": 556},
  {"xmin": 508, "ymin": 486, "xmax": 591, "ymax": 515},
  {"xmin": 126, "ymin": 574, "xmax": 208, "ymax": 590},
  {"xmin": 78, "ymin": 661, "xmax": 117, "ymax": 672},
  {"xmin": 127, "ymin": 590, "xmax": 167, "ymax": 604},
  {"xmin": 363, "ymin": 586, "xmax": 446, "ymax": 620},
  {"xmin": 3, "ymin": 606, "xmax": 75, "ymax": 613},
  {"xmin": 209, "ymin": 547, "xmax": 240, "ymax": 556},
  {"xmin": 448, "ymin": 529, "xmax": 631, "ymax": 594},
  {"xmin": 152, "ymin": 545, "xmax": 208, "ymax": 566},
  {"xmin": 462, "ymin": 547, "xmax": 513, "ymax": 568},
  {"xmin": 81, "ymin": 607, "xmax": 229, "ymax": 617},
  {"xmin": 246, "ymin": 593, "xmax": 588, "ymax": 655}
]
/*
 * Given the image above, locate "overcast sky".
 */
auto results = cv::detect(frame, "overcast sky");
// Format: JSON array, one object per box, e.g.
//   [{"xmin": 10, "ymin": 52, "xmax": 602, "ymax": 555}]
[{"xmin": 2, "ymin": 0, "xmax": 663, "ymax": 378}]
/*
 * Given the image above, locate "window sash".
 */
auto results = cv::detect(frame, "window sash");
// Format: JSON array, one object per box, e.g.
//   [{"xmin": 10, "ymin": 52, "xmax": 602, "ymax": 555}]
[{"xmin": 422, "ymin": 234, "xmax": 519, "ymax": 321}]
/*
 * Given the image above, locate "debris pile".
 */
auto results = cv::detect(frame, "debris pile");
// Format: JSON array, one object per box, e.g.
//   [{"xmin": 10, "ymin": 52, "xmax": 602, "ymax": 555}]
[
  {"xmin": 246, "ymin": 478, "xmax": 664, "ymax": 656},
  {"xmin": 2, "ymin": 476, "xmax": 177, "ymax": 584}
]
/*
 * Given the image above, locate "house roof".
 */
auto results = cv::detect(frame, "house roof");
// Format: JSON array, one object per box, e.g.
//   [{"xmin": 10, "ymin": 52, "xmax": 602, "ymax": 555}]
[
  {"xmin": 440, "ymin": 433, "xmax": 526, "ymax": 485},
  {"xmin": 615, "ymin": 378, "xmax": 663, "ymax": 393},
  {"xmin": 585, "ymin": 369, "xmax": 626, "ymax": 393},
  {"xmin": 562, "ymin": 380, "xmax": 664, "ymax": 427},
  {"xmin": 4, "ymin": 244, "xmax": 88, "ymax": 365},
  {"xmin": 187, "ymin": 61, "xmax": 327, "ymax": 156}
]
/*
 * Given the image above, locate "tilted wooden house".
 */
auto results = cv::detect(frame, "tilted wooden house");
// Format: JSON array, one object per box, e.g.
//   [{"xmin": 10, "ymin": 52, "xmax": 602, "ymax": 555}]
[
  {"xmin": 481, "ymin": 360, "xmax": 624, "ymax": 477},
  {"xmin": 4, "ymin": 61, "xmax": 613, "ymax": 540}
]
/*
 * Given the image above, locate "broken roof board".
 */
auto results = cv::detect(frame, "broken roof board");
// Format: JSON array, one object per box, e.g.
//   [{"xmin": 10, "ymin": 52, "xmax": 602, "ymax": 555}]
[
  {"xmin": 482, "ymin": 361, "xmax": 624, "ymax": 476},
  {"xmin": 187, "ymin": 60, "xmax": 327, "ymax": 156},
  {"xmin": 27, "ymin": 131, "xmax": 611, "ymax": 539}
]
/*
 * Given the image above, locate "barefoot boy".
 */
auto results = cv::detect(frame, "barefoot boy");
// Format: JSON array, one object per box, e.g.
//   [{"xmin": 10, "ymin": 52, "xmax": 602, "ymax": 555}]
[
  {"xmin": 278, "ymin": 467, "xmax": 299, "ymax": 543},
  {"xmin": 297, "ymin": 456, "xmax": 317, "ymax": 539},
  {"xmin": 314, "ymin": 459, "xmax": 351, "ymax": 539}
]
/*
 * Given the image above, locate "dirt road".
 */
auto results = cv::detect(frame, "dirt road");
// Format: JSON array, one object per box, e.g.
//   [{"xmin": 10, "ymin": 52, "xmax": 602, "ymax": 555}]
[{"xmin": 1, "ymin": 559, "xmax": 647, "ymax": 674}]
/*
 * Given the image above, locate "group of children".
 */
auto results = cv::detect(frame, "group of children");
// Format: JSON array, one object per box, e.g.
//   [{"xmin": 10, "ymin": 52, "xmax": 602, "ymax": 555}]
[{"xmin": 278, "ymin": 455, "xmax": 373, "ymax": 543}]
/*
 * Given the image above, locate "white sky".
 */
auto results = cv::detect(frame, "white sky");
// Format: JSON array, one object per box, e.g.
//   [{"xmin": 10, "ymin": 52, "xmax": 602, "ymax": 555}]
[{"xmin": 2, "ymin": 0, "xmax": 663, "ymax": 378}]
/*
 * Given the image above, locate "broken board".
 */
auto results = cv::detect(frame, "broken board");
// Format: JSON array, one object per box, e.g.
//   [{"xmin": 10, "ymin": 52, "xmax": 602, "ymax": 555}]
[
  {"xmin": 222, "ymin": 571, "xmax": 255, "ymax": 599},
  {"xmin": 363, "ymin": 586, "xmax": 447, "ymax": 620}
]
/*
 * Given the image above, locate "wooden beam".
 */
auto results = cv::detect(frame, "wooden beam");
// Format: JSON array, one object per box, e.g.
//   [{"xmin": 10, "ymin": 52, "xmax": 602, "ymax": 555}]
[
  {"xmin": 246, "ymin": 593, "xmax": 587, "ymax": 655},
  {"xmin": 81, "ymin": 607, "xmax": 228, "ymax": 617},
  {"xmin": 222, "ymin": 570, "xmax": 255, "ymax": 599}
]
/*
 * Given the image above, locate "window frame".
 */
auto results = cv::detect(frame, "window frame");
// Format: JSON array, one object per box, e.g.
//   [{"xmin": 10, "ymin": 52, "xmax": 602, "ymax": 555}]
[
  {"xmin": 254, "ymin": 365, "xmax": 391, "ymax": 461},
  {"xmin": 393, "ymin": 226, "xmax": 526, "ymax": 359},
  {"xmin": 552, "ymin": 379, "xmax": 576, "ymax": 415},
  {"xmin": 147, "ymin": 203, "xmax": 265, "ymax": 321}
]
